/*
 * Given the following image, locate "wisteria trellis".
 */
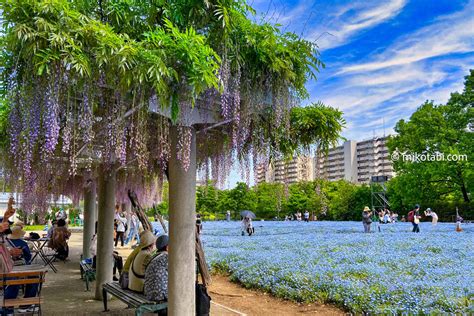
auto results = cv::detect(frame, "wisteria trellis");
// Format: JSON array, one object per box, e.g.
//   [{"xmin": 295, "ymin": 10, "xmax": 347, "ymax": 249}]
[{"xmin": 1, "ymin": 0, "xmax": 343, "ymax": 214}]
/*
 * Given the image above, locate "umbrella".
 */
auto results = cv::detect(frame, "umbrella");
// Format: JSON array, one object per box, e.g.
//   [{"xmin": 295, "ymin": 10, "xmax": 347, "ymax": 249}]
[{"xmin": 240, "ymin": 210, "xmax": 256, "ymax": 219}]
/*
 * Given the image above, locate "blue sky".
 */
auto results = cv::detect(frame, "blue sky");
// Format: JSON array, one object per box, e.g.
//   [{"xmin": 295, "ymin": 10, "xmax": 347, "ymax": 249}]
[{"xmin": 225, "ymin": 0, "xmax": 474, "ymax": 188}]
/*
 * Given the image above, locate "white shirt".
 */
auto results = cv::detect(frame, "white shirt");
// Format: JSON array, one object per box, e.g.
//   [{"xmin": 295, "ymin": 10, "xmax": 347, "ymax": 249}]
[{"xmin": 116, "ymin": 216, "xmax": 127, "ymax": 232}]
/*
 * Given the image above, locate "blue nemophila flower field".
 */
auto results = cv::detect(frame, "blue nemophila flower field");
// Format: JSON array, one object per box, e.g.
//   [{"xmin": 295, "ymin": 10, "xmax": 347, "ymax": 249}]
[{"xmin": 201, "ymin": 221, "xmax": 473, "ymax": 314}]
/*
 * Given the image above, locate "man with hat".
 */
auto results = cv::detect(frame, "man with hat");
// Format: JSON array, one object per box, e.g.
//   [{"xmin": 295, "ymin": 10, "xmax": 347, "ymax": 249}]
[
  {"xmin": 128, "ymin": 231, "xmax": 156, "ymax": 292},
  {"xmin": 144, "ymin": 234, "xmax": 169, "ymax": 304}
]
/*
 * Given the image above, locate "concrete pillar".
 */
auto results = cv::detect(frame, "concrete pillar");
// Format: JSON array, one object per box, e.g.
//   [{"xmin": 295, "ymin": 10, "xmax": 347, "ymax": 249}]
[
  {"xmin": 168, "ymin": 126, "xmax": 196, "ymax": 316},
  {"xmin": 82, "ymin": 179, "xmax": 96, "ymax": 259},
  {"xmin": 94, "ymin": 167, "xmax": 116, "ymax": 300}
]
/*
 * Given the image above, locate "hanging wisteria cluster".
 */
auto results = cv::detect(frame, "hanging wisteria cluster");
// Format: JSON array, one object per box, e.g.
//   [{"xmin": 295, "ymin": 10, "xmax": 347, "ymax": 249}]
[{"xmin": 5, "ymin": 73, "xmax": 171, "ymax": 213}]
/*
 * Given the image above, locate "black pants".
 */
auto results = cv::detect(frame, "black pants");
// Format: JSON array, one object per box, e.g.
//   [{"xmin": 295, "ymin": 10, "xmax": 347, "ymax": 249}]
[
  {"xmin": 115, "ymin": 231, "xmax": 125, "ymax": 247},
  {"xmin": 56, "ymin": 245, "xmax": 69, "ymax": 260},
  {"xmin": 412, "ymin": 222, "xmax": 420, "ymax": 233},
  {"xmin": 92, "ymin": 253, "xmax": 123, "ymax": 276},
  {"xmin": 113, "ymin": 252, "xmax": 123, "ymax": 275}
]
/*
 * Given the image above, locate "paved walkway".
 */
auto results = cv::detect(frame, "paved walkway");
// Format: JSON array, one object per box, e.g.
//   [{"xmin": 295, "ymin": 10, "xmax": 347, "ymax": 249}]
[{"xmin": 34, "ymin": 231, "xmax": 241, "ymax": 315}]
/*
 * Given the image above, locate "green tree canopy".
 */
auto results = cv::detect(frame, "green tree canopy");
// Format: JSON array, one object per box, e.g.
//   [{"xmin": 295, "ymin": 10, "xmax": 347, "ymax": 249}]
[{"xmin": 388, "ymin": 70, "xmax": 473, "ymax": 204}]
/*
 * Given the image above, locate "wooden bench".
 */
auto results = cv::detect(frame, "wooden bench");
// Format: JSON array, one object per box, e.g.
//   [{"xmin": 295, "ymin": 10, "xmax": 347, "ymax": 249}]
[
  {"xmin": 1, "ymin": 270, "xmax": 47, "ymax": 314},
  {"xmin": 79, "ymin": 259, "xmax": 95, "ymax": 291},
  {"xmin": 102, "ymin": 282, "xmax": 167, "ymax": 316}
]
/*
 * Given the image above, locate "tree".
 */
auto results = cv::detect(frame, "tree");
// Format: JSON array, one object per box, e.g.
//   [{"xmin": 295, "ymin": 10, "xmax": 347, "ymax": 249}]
[
  {"xmin": 196, "ymin": 183, "xmax": 219, "ymax": 219},
  {"xmin": 388, "ymin": 70, "xmax": 473, "ymax": 203},
  {"xmin": 253, "ymin": 182, "xmax": 284, "ymax": 219}
]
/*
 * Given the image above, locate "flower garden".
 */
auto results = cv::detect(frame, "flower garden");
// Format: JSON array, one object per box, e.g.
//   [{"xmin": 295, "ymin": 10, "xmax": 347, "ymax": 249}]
[{"xmin": 202, "ymin": 221, "xmax": 473, "ymax": 314}]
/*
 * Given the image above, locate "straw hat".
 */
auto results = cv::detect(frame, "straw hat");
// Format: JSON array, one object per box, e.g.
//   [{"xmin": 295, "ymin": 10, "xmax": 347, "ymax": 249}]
[
  {"xmin": 139, "ymin": 231, "xmax": 156, "ymax": 248},
  {"xmin": 363, "ymin": 206, "xmax": 371, "ymax": 212},
  {"xmin": 9, "ymin": 225, "xmax": 26, "ymax": 239},
  {"xmin": 13, "ymin": 221, "xmax": 25, "ymax": 228}
]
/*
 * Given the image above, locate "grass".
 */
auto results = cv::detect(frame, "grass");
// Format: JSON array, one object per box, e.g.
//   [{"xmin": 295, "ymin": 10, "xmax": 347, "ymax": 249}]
[{"xmin": 24, "ymin": 225, "xmax": 46, "ymax": 231}]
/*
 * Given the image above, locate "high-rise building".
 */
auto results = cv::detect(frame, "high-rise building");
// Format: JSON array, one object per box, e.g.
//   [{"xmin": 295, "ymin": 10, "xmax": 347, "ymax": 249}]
[
  {"xmin": 256, "ymin": 156, "xmax": 314, "ymax": 184},
  {"xmin": 356, "ymin": 136, "xmax": 394, "ymax": 183},
  {"xmin": 315, "ymin": 140, "xmax": 358, "ymax": 182},
  {"xmin": 315, "ymin": 136, "xmax": 394, "ymax": 183},
  {"xmin": 258, "ymin": 136, "xmax": 395, "ymax": 185}
]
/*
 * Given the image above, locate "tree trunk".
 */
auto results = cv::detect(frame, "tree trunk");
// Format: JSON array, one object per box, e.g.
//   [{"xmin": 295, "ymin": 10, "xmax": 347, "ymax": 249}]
[
  {"xmin": 168, "ymin": 126, "xmax": 196, "ymax": 316},
  {"xmin": 94, "ymin": 167, "xmax": 116, "ymax": 300},
  {"xmin": 83, "ymin": 179, "xmax": 96, "ymax": 259},
  {"xmin": 461, "ymin": 182, "xmax": 470, "ymax": 202}
]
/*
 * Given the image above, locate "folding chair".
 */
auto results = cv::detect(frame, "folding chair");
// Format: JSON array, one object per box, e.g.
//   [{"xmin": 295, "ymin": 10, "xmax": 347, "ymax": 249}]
[
  {"xmin": 38, "ymin": 245, "xmax": 58, "ymax": 273},
  {"xmin": 1, "ymin": 270, "xmax": 47, "ymax": 315}
]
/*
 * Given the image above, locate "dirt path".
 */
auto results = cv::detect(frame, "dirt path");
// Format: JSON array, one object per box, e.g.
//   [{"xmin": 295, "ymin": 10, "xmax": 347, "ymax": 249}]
[
  {"xmin": 34, "ymin": 232, "xmax": 343, "ymax": 315},
  {"xmin": 209, "ymin": 275, "xmax": 344, "ymax": 316}
]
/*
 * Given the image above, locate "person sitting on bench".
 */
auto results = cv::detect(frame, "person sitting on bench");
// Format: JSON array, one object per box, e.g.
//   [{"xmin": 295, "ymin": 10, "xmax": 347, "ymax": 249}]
[
  {"xmin": 144, "ymin": 235, "xmax": 169, "ymax": 304},
  {"xmin": 128, "ymin": 231, "xmax": 156, "ymax": 293}
]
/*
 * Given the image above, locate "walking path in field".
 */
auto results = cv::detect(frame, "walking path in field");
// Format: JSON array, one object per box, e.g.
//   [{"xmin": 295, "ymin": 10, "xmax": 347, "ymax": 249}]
[{"xmin": 36, "ymin": 232, "xmax": 342, "ymax": 315}]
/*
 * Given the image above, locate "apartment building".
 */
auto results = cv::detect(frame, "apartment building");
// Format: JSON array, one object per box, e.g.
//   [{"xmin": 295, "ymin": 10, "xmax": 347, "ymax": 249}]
[
  {"xmin": 315, "ymin": 140, "xmax": 358, "ymax": 182},
  {"xmin": 256, "ymin": 156, "xmax": 314, "ymax": 184},
  {"xmin": 315, "ymin": 136, "xmax": 395, "ymax": 184},
  {"xmin": 356, "ymin": 137, "xmax": 394, "ymax": 183},
  {"xmin": 258, "ymin": 136, "xmax": 395, "ymax": 185}
]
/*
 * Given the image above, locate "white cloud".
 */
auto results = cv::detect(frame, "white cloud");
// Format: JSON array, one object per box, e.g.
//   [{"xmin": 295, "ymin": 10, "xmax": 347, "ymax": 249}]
[
  {"xmin": 315, "ymin": 57, "xmax": 470, "ymax": 141},
  {"xmin": 310, "ymin": 0, "xmax": 407, "ymax": 50},
  {"xmin": 341, "ymin": 1, "xmax": 474, "ymax": 73}
]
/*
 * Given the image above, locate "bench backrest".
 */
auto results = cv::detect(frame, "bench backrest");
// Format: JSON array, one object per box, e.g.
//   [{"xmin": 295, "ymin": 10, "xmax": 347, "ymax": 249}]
[{"xmin": 1, "ymin": 270, "xmax": 47, "ymax": 308}]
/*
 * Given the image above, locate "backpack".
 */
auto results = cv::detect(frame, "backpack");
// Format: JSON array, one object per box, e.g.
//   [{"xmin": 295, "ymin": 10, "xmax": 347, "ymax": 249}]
[
  {"xmin": 407, "ymin": 210, "xmax": 415, "ymax": 223},
  {"xmin": 29, "ymin": 232, "xmax": 41, "ymax": 240},
  {"xmin": 196, "ymin": 283, "xmax": 211, "ymax": 316}
]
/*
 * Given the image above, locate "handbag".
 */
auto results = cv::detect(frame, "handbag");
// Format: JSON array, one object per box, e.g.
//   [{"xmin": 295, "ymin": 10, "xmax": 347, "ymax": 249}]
[
  {"xmin": 119, "ymin": 271, "xmax": 129, "ymax": 289},
  {"xmin": 0, "ymin": 243, "xmax": 14, "ymax": 273},
  {"xmin": 119, "ymin": 271, "xmax": 129, "ymax": 288},
  {"xmin": 195, "ymin": 283, "xmax": 211, "ymax": 316}
]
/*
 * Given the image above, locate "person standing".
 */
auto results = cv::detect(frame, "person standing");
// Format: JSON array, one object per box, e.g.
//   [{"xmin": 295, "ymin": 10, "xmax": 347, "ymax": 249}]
[
  {"xmin": 126, "ymin": 213, "xmax": 140, "ymax": 245},
  {"xmin": 226, "ymin": 211, "xmax": 231, "ymax": 221},
  {"xmin": 424, "ymin": 208, "xmax": 438, "ymax": 225},
  {"xmin": 455, "ymin": 213, "xmax": 463, "ymax": 232},
  {"xmin": 362, "ymin": 206, "xmax": 372, "ymax": 233},
  {"xmin": 408, "ymin": 205, "xmax": 421, "ymax": 233},
  {"xmin": 296, "ymin": 211, "xmax": 302, "ymax": 221},
  {"xmin": 196, "ymin": 213, "xmax": 203, "ymax": 235},
  {"xmin": 115, "ymin": 213, "xmax": 127, "ymax": 247},
  {"xmin": 303, "ymin": 211, "xmax": 310, "ymax": 222}
]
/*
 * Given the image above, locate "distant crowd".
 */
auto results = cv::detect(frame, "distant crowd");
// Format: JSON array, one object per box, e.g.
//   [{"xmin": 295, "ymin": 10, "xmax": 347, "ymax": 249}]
[{"xmin": 362, "ymin": 204, "xmax": 464, "ymax": 233}]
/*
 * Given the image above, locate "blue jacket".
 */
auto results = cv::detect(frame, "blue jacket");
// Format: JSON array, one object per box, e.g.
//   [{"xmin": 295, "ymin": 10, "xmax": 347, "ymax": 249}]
[{"xmin": 9, "ymin": 238, "xmax": 32, "ymax": 264}]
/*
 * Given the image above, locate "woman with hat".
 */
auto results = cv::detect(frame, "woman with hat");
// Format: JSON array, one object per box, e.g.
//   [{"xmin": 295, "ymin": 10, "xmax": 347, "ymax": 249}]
[
  {"xmin": 144, "ymin": 234, "xmax": 169, "ymax": 306},
  {"xmin": 7, "ymin": 225, "xmax": 32, "ymax": 264},
  {"xmin": 424, "ymin": 208, "xmax": 438, "ymax": 226},
  {"xmin": 362, "ymin": 206, "xmax": 373, "ymax": 233},
  {"xmin": 128, "ymin": 231, "xmax": 156, "ymax": 293}
]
